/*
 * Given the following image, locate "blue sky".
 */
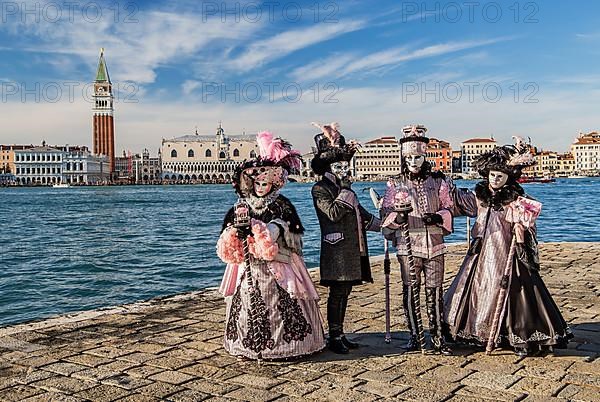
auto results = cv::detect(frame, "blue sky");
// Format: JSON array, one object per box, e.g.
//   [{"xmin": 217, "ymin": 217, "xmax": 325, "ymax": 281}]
[{"xmin": 1, "ymin": 0, "xmax": 599, "ymax": 154}]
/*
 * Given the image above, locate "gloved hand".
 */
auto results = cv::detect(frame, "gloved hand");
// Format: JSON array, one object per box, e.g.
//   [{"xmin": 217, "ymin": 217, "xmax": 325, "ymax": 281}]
[
  {"xmin": 394, "ymin": 212, "xmax": 409, "ymax": 225},
  {"xmin": 340, "ymin": 176, "xmax": 352, "ymax": 190},
  {"xmin": 422, "ymin": 213, "xmax": 443, "ymax": 226}
]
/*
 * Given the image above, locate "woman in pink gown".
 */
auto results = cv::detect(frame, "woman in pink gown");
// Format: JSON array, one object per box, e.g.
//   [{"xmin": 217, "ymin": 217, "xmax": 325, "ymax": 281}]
[{"xmin": 216, "ymin": 132, "xmax": 325, "ymax": 360}]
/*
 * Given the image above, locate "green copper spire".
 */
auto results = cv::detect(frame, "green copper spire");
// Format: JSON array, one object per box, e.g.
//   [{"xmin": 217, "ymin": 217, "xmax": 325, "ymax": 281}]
[{"xmin": 95, "ymin": 48, "xmax": 111, "ymax": 83}]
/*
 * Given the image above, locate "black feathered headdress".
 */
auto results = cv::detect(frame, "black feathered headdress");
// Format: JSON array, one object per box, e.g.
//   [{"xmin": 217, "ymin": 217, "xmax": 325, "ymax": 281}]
[
  {"xmin": 310, "ymin": 122, "xmax": 357, "ymax": 175},
  {"xmin": 474, "ymin": 136, "xmax": 536, "ymax": 180}
]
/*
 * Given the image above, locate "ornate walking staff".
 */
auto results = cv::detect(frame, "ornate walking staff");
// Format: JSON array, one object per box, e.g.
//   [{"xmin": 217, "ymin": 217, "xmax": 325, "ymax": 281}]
[
  {"xmin": 395, "ymin": 191, "xmax": 427, "ymax": 353},
  {"xmin": 233, "ymin": 199, "xmax": 274, "ymax": 362},
  {"xmin": 486, "ymin": 235, "xmax": 517, "ymax": 354},
  {"xmin": 368, "ymin": 188, "xmax": 392, "ymax": 344},
  {"xmin": 383, "ymin": 238, "xmax": 392, "ymax": 344}
]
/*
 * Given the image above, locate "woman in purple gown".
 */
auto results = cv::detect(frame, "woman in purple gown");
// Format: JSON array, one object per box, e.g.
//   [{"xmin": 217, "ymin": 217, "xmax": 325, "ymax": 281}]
[{"xmin": 444, "ymin": 137, "xmax": 573, "ymax": 356}]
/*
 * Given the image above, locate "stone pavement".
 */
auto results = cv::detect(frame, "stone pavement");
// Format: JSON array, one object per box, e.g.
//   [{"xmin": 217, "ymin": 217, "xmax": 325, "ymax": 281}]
[{"xmin": 0, "ymin": 243, "xmax": 598, "ymax": 402}]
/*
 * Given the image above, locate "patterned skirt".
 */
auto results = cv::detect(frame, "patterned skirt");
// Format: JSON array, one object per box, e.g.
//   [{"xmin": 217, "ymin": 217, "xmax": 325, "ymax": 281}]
[{"xmin": 223, "ymin": 260, "xmax": 326, "ymax": 360}]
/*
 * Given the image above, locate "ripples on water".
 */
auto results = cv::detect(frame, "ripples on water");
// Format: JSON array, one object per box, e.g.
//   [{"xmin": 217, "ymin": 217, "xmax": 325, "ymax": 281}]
[{"xmin": 1, "ymin": 178, "xmax": 599, "ymax": 326}]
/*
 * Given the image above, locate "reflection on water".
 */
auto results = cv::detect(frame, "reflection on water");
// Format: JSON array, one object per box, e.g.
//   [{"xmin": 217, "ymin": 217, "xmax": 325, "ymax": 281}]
[{"xmin": 1, "ymin": 178, "xmax": 598, "ymax": 326}]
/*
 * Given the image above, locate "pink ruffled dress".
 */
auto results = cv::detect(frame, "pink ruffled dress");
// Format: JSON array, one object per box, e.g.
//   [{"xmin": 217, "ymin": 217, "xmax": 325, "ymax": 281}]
[{"xmin": 217, "ymin": 218, "xmax": 325, "ymax": 359}]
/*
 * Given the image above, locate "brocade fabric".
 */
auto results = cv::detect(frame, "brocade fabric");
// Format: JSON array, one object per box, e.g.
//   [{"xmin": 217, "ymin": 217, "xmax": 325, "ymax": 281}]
[{"xmin": 444, "ymin": 188, "xmax": 572, "ymax": 349}]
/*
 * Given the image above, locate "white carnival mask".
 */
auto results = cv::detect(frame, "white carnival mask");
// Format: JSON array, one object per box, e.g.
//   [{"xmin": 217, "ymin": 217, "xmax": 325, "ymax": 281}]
[
  {"xmin": 489, "ymin": 170, "xmax": 509, "ymax": 190},
  {"xmin": 330, "ymin": 161, "xmax": 350, "ymax": 180},
  {"xmin": 405, "ymin": 154, "xmax": 425, "ymax": 174}
]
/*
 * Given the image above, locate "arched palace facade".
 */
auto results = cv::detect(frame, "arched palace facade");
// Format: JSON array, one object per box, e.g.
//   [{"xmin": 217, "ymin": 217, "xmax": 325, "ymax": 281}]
[{"xmin": 160, "ymin": 125, "xmax": 259, "ymax": 183}]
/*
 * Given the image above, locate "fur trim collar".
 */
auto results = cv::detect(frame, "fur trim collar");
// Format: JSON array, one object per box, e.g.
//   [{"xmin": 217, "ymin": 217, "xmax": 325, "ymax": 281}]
[
  {"xmin": 475, "ymin": 180, "xmax": 524, "ymax": 210},
  {"xmin": 221, "ymin": 194, "xmax": 304, "ymax": 234}
]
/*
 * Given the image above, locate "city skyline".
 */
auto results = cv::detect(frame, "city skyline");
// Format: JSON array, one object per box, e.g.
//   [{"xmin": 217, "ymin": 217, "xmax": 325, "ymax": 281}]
[{"xmin": 1, "ymin": 1, "xmax": 600, "ymax": 153}]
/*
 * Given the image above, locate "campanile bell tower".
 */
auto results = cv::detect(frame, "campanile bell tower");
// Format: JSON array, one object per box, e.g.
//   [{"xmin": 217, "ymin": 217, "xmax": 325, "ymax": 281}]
[{"xmin": 92, "ymin": 48, "xmax": 115, "ymax": 175}]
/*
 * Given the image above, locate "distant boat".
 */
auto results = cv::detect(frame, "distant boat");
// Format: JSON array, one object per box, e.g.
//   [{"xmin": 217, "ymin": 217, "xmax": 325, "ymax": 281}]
[
  {"xmin": 52, "ymin": 183, "xmax": 71, "ymax": 188},
  {"xmin": 518, "ymin": 176, "xmax": 556, "ymax": 184},
  {"xmin": 568, "ymin": 174, "xmax": 587, "ymax": 179}
]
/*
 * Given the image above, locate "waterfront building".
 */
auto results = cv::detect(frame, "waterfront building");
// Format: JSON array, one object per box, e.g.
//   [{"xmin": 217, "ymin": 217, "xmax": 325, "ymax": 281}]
[
  {"xmin": 62, "ymin": 146, "xmax": 110, "ymax": 184},
  {"xmin": 538, "ymin": 151, "xmax": 558, "ymax": 175},
  {"xmin": 571, "ymin": 131, "xmax": 600, "ymax": 174},
  {"xmin": 115, "ymin": 152, "xmax": 134, "ymax": 183},
  {"xmin": 427, "ymin": 138, "xmax": 452, "ymax": 174},
  {"xmin": 461, "ymin": 138, "xmax": 497, "ymax": 178},
  {"xmin": 14, "ymin": 146, "xmax": 65, "ymax": 185},
  {"xmin": 353, "ymin": 136, "xmax": 400, "ymax": 180},
  {"xmin": 451, "ymin": 150, "xmax": 462, "ymax": 174},
  {"xmin": 114, "ymin": 149, "xmax": 162, "ymax": 184},
  {"xmin": 133, "ymin": 149, "xmax": 162, "ymax": 183},
  {"xmin": 13, "ymin": 144, "xmax": 109, "ymax": 185},
  {"xmin": 557, "ymin": 153, "xmax": 576, "ymax": 176},
  {"xmin": 524, "ymin": 150, "xmax": 557, "ymax": 177},
  {"xmin": 92, "ymin": 48, "xmax": 116, "ymax": 175},
  {"xmin": 0, "ymin": 145, "xmax": 29, "ymax": 174},
  {"xmin": 160, "ymin": 124, "xmax": 259, "ymax": 183},
  {"xmin": 300, "ymin": 151, "xmax": 316, "ymax": 180}
]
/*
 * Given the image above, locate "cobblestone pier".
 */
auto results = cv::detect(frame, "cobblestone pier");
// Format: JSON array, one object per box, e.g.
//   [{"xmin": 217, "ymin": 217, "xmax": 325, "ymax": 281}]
[{"xmin": 0, "ymin": 243, "xmax": 598, "ymax": 401}]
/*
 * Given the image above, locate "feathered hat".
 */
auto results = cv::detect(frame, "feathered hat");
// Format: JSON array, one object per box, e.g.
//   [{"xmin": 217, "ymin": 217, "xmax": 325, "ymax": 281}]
[
  {"xmin": 474, "ymin": 136, "xmax": 536, "ymax": 180},
  {"xmin": 400, "ymin": 124, "xmax": 429, "ymax": 156},
  {"xmin": 310, "ymin": 122, "xmax": 357, "ymax": 175},
  {"xmin": 232, "ymin": 131, "xmax": 302, "ymax": 197}
]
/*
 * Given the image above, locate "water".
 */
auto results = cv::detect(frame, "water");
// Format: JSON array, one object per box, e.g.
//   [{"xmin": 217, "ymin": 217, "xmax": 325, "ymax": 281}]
[{"xmin": 1, "ymin": 178, "xmax": 599, "ymax": 326}]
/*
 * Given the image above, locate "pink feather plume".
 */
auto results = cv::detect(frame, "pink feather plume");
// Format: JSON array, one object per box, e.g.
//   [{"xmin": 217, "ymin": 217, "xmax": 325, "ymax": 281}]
[{"xmin": 256, "ymin": 131, "xmax": 302, "ymax": 171}]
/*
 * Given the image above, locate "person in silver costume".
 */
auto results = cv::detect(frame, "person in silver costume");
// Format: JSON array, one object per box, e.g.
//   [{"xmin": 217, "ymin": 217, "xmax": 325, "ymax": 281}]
[{"xmin": 380, "ymin": 124, "xmax": 456, "ymax": 354}]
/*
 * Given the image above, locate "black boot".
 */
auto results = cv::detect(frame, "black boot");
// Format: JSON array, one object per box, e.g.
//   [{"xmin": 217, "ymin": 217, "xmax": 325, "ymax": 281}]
[
  {"xmin": 402, "ymin": 284, "xmax": 421, "ymax": 351},
  {"xmin": 441, "ymin": 321, "xmax": 455, "ymax": 345},
  {"xmin": 329, "ymin": 335, "xmax": 349, "ymax": 354},
  {"xmin": 514, "ymin": 346, "xmax": 528, "ymax": 357},
  {"xmin": 426, "ymin": 287, "xmax": 452, "ymax": 355},
  {"xmin": 341, "ymin": 335, "xmax": 359, "ymax": 349},
  {"xmin": 327, "ymin": 286, "xmax": 350, "ymax": 354},
  {"xmin": 338, "ymin": 286, "xmax": 358, "ymax": 349}
]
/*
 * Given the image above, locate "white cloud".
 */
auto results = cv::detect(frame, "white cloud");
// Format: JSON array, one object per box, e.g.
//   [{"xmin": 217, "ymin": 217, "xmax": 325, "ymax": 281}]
[
  {"xmin": 344, "ymin": 37, "xmax": 512, "ymax": 76},
  {"xmin": 181, "ymin": 80, "xmax": 201, "ymax": 96},
  {"xmin": 229, "ymin": 20, "xmax": 366, "ymax": 72},
  {"xmin": 0, "ymin": 6, "xmax": 262, "ymax": 84},
  {"xmin": 288, "ymin": 37, "xmax": 513, "ymax": 82},
  {"xmin": 576, "ymin": 32, "xmax": 600, "ymax": 39},
  {"xmin": 549, "ymin": 75, "xmax": 600, "ymax": 86},
  {"xmin": 435, "ymin": 51, "xmax": 493, "ymax": 68},
  {"xmin": 290, "ymin": 54, "xmax": 357, "ymax": 82}
]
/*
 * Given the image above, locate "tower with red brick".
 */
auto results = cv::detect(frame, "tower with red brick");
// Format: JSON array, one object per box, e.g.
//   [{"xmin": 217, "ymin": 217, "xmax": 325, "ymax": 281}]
[{"xmin": 92, "ymin": 48, "xmax": 115, "ymax": 175}]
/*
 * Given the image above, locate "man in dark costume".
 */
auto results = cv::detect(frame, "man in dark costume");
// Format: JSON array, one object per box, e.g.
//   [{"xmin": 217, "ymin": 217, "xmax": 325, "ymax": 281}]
[
  {"xmin": 310, "ymin": 122, "xmax": 381, "ymax": 354},
  {"xmin": 380, "ymin": 124, "xmax": 455, "ymax": 354}
]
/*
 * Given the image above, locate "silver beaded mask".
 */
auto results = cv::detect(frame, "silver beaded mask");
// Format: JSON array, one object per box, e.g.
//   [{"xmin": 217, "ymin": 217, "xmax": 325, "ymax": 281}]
[{"xmin": 330, "ymin": 161, "xmax": 350, "ymax": 180}]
